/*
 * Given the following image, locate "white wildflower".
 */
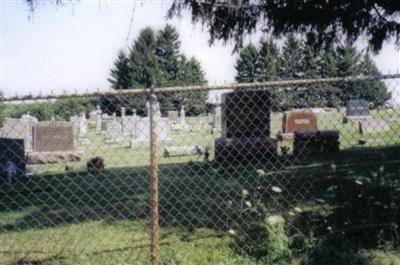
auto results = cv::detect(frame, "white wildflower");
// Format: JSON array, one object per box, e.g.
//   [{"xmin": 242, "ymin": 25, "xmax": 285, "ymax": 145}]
[
  {"xmin": 355, "ymin": 180, "xmax": 363, "ymax": 185},
  {"xmin": 267, "ymin": 215, "xmax": 285, "ymax": 225},
  {"xmin": 228, "ymin": 229, "xmax": 236, "ymax": 236},
  {"xmin": 256, "ymin": 169, "xmax": 267, "ymax": 177},
  {"xmin": 327, "ymin": 226, "xmax": 332, "ymax": 231},
  {"xmin": 241, "ymin": 189, "xmax": 249, "ymax": 198},
  {"xmin": 294, "ymin": 207, "xmax": 303, "ymax": 213},
  {"xmin": 272, "ymin": 186, "xmax": 283, "ymax": 193},
  {"xmin": 245, "ymin": 201, "xmax": 252, "ymax": 208},
  {"xmin": 288, "ymin": 211, "xmax": 295, "ymax": 216}
]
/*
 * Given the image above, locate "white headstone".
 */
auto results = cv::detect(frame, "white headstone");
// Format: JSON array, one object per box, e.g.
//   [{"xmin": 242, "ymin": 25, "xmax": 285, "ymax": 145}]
[
  {"xmin": 96, "ymin": 105, "xmax": 102, "ymax": 132},
  {"xmin": 213, "ymin": 105, "xmax": 222, "ymax": 133},
  {"xmin": 179, "ymin": 105, "xmax": 188, "ymax": 130}
]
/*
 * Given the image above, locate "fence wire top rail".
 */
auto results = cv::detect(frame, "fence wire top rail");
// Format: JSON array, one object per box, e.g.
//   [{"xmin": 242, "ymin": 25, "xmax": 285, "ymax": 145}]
[{"xmin": 2, "ymin": 74, "xmax": 399, "ymax": 102}]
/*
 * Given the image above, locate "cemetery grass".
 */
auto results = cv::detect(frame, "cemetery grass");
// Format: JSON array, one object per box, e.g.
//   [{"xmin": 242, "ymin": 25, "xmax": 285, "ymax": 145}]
[{"xmin": 1, "ymin": 113, "xmax": 400, "ymax": 264}]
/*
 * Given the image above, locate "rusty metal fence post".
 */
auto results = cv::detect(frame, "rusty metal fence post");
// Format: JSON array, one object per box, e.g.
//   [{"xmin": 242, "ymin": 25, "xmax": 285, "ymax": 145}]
[{"xmin": 149, "ymin": 87, "xmax": 160, "ymax": 265}]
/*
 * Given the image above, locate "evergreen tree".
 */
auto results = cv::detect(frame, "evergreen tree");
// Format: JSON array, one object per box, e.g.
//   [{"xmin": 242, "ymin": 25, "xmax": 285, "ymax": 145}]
[
  {"xmin": 179, "ymin": 57, "xmax": 208, "ymax": 114},
  {"xmin": 129, "ymin": 27, "xmax": 161, "ymax": 88},
  {"xmin": 303, "ymin": 47, "xmax": 320, "ymax": 79},
  {"xmin": 336, "ymin": 44, "xmax": 361, "ymax": 77},
  {"xmin": 156, "ymin": 24, "xmax": 181, "ymax": 83},
  {"xmin": 235, "ymin": 43, "xmax": 260, "ymax": 83},
  {"xmin": 335, "ymin": 44, "xmax": 363, "ymax": 102},
  {"xmin": 319, "ymin": 49, "xmax": 339, "ymax": 78},
  {"xmin": 107, "ymin": 50, "xmax": 132, "ymax": 90},
  {"xmin": 280, "ymin": 35, "xmax": 304, "ymax": 79},
  {"xmin": 106, "ymin": 25, "xmax": 208, "ymax": 115},
  {"xmin": 357, "ymin": 53, "xmax": 391, "ymax": 106},
  {"xmin": 258, "ymin": 38, "xmax": 280, "ymax": 81}
]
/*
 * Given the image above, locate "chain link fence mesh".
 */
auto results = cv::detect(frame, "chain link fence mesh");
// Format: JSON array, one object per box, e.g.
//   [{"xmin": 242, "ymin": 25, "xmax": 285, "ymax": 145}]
[{"xmin": 0, "ymin": 75, "xmax": 400, "ymax": 264}]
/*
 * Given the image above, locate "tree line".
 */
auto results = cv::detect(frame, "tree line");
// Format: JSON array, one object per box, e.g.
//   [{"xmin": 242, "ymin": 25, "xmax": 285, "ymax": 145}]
[{"xmin": 235, "ymin": 35, "xmax": 391, "ymax": 110}]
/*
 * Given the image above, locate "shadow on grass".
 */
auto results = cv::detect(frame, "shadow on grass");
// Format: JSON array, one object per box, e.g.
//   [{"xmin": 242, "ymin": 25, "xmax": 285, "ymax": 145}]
[{"xmin": 0, "ymin": 144, "xmax": 399, "ymax": 239}]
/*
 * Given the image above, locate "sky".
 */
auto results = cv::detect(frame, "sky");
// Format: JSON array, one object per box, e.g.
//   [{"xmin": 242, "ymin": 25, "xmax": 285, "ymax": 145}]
[{"xmin": 1, "ymin": 0, "xmax": 400, "ymax": 98}]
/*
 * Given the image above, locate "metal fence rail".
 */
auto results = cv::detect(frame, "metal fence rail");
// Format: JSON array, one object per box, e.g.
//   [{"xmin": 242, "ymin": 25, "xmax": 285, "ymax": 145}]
[{"xmin": 0, "ymin": 75, "xmax": 400, "ymax": 265}]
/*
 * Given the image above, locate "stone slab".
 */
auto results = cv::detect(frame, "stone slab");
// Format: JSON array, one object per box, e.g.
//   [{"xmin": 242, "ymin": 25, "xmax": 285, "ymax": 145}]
[
  {"xmin": 359, "ymin": 119, "xmax": 390, "ymax": 134},
  {"xmin": 27, "ymin": 151, "xmax": 83, "ymax": 164},
  {"xmin": 164, "ymin": 145, "xmax": 204, "ymax": 157},
  {"xmin": 293, "ymin": 130, "xmax": 340, "ymax": 156},
  {"xmin": 215, "ymin": 137, "xmax": 278, "ymax": 163}
]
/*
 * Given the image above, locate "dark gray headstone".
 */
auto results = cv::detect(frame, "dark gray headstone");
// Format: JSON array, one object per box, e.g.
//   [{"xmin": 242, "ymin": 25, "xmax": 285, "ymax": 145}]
[
  {"xmin": 221, "ymin": 90, "xmax": 271, "ymax": 138},
  {"xmin": 346, "ymin": 100, "xmax": 370, "ymax": 117},
  {"xmin": 0, "ymin": 138, "xmax": 26, "ymax": 180},
  {"xmin": 215, "ymin": 90, "xmax": 277, "ymax": 163}
]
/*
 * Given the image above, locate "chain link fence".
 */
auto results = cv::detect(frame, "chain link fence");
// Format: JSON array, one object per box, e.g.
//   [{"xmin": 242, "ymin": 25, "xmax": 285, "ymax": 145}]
[{"xmin": 0, "ymin": 74, "xmax": 400, "ymax": 265}]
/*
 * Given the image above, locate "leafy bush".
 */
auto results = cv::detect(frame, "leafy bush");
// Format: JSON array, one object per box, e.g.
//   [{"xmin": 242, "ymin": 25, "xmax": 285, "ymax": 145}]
[{"xmin": 231, "ymin": 183, "xmax": 291, "ymax": 264}]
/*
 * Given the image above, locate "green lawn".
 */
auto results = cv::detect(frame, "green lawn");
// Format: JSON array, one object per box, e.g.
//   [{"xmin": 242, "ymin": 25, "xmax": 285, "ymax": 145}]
[{"xmin": 1, "ymin": 111, "xmax": 400, "ymax": 264}]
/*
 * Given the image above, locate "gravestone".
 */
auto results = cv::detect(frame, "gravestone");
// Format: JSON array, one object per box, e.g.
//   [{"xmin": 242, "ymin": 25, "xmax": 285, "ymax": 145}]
[
  {"xmin": 0, "ymin": 138, "xmax": 26, "ymax": 180},
  {"xmin": 215, "ymin": 90, "xmax": 278, "ymax": 163},
  {"xmin": 281, "ymin": 111, "xmax": 318, "ymax": 138},
  {"xmin": 164, "ymin": 145, "xmax": 204, "ymax": 157},
  {"xmin": 344, "ymin": 100, "xmax": 371, "ymax": 123},
  {"xmin": 221, "ymin": 90, "xmax": 271, "ymax": 138},
  {"xmin": 78, "ymin": 112, "xmax": 90, "ymax": 145},
  {"xmin": 168, "ymin": 111, "xmax": 179, "ymax": 123},
  {"xmin": 179, "ymin": 105, "xmax": 188, "ymax": 130},
  {"xmin": 212, "ymin": 105, "xmax": 222, "ymax": 133},
  {"xmin": 96, "ymin": 105, "xmax": 102, "ymax": 132},
  {"xmin": 359, "ymin": 120, "xmax": 390, "ymax": 134},
  {"xmin": 130, "ymin": 98, "xmax": 172, "ymax": 148},
  {"xmin": 33, "ymin": 121, "xmax": 75, "ymax": 152},
  {"xmin": 104, "ymin": 119, "xmax": 124, "ymax": 144},
  {"xmin": 172, "ymin": 105, "xmax": 189, "ymax": 130},
  {"xmin": 1, "ymin": 114, "xmax": 38, "ymax": 152},
  {"xmin": 293, "ymin": 130, "xmax": 340, "ymax": 156},
  {"xmin": 347, "ymin": 100, "xmax": 370, "ymax": 116}
]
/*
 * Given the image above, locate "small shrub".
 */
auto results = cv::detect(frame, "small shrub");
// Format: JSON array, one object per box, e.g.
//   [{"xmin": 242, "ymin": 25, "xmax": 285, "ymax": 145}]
[{"xmin": 233, "ymin": 200, "xmax": 291, "ymax": 264}]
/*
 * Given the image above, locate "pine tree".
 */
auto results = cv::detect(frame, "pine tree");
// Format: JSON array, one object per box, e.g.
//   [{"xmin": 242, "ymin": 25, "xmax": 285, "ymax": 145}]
[
  {"xmin": 107, "ymin": 25, "xmax": 208, "ymax": 115},
  {"xmin": 319, "ymin": 49, "xmax": 338, "ymax": 78},
  {"xmin": 258, "ymin": 38, "xmax": 280, "ymax": 81},
  {"xmin": 280, "ymin": 35, "xmax": 304, "ymax": 79},
  {"xmin": 336, "ymin": 44, "xmax": 361, "ymax": 77},
  {"xmin": 179, "ymin": 57, "xmax": 208, "ymax": 114},
  {"xmin": 107, "ymin": 50, "xmax": 132, "ymax": 89},
  {"xmin": 156, "ymin": 24, "xmax": 181, "ymax": 84},
  {"xmin": 335, "ymin": 44, "xmax": 363, "ymax": 102},
  {"xmin": 303, "ymin": 47, "xmax": 320, "ymax": 79},
  {"xmin": 358, "ymin": 53, "xmax": 391, "ymax": 106},
  {"xmin": 235, "ymin": 43, "xmax": 260, "ymax": 83},
  {"xmin": 129, "ymin": 27, "xmax": 161, "ymax": 88}
]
